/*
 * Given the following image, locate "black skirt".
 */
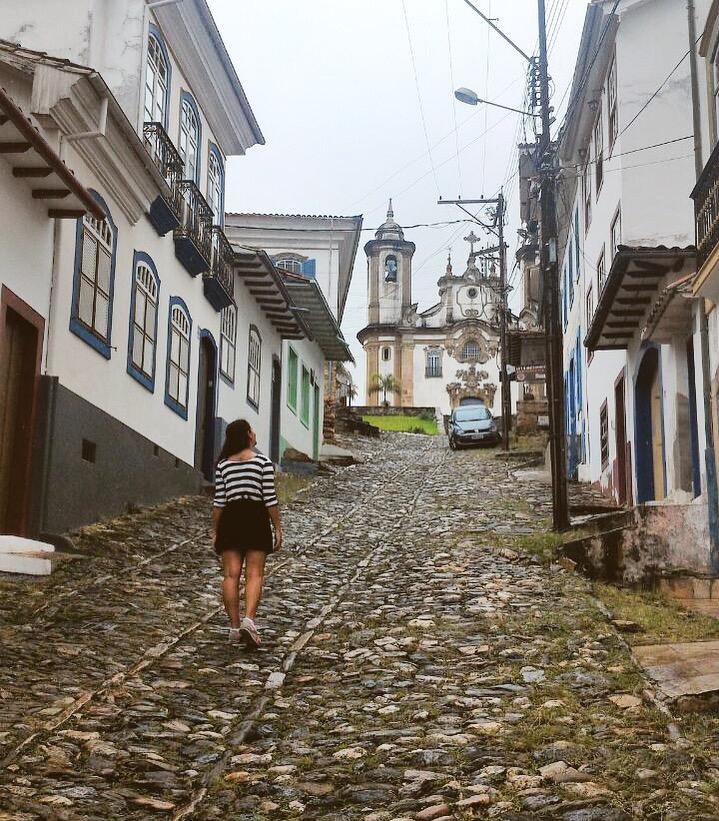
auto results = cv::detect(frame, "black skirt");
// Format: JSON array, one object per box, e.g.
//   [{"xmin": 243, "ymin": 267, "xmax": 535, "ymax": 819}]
[{"xmin": 215, "ymin": 499, "xmax": 273, "ymax": 555}]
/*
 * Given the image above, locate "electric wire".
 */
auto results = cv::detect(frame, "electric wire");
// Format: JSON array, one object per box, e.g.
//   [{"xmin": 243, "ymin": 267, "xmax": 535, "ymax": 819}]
[
  {"xmin": 401, "ymin": 0, "xmax": 441, "ymax": 197},
  {"xmin": 445, "ymin": 0, "xmax": 463, "ymax": 195}
]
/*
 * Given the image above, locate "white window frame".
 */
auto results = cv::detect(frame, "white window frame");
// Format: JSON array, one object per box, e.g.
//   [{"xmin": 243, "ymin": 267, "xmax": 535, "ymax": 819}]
[
  {"xmin": 179, "ymin": 98, "xmax": 200, "ymax": 181},
  {"xmin": 220, "ymin": 305, "xmax": 237, "ymax": 383},
  {"xmin": 610, "ymin": 206, "xmax": 622, "ymax": 264},
  {"xmin": 144, "ymin": 34, "xmax": 169, "ymax": 126},
  {"xmin": 77, "ymin": 213, "xmax": 113, "ymax": 341},
  {"xmin": 594, "ymin": 111, "xmax": 604, "ymax": 194},
  {"xmin": 167, "ymin": 303, "xmax": 191, "ymax": 412},
  {"xmin": 607, "ymin": 55, "xmax": 618, "ymax": 154},
  {"xmin": 247, "ymin": 326, "xmax": 262, "ymax": 408},
  {"xmin": 130, "ymin": 262, "xmax": 159, "ymax": 381},
  {"xmin": 207, "ymin": 150, "xmax": 223, "ymax": 222}
]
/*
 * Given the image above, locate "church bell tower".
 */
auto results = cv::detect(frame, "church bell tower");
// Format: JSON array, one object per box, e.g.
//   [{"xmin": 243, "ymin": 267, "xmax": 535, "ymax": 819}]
[{"xmin": 364, "ymin": 200, "xmax": 416, "ymax": 327}]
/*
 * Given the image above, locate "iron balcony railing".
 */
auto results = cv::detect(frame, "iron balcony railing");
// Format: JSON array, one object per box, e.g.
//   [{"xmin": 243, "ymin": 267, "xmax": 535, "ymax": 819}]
[
  {"xmin": 143, "ymin": 121, "xmax": 184, "ymax": 219},
  {"xmin": 693, "ymin": 138, "xmax": 719, "ymax": 271},
  {"xmin": 208, "ymin": 226, "xmax": 235, "ymax": 302},
  {"xmin": 425, "ymin": 365, "xmax": 442, "ymax": 378},
  {"xmin": 175, "ymin": 179, "xmax": 213, "ymax": 265}
]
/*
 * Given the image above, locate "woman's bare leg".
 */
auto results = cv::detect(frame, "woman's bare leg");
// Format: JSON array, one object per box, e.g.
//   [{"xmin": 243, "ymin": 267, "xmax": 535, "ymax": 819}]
[
  {"xmin": 222, "ymin": 551, "xmax": 244, "ymax": 628},
  {"xmin": 244, "ymin": 550, "xmax": 267, "ymax": 620}
]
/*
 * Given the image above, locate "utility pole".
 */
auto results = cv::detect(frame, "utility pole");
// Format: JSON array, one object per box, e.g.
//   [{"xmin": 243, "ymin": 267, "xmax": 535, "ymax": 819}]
[
  {"xmin": 438, "ymin": 195, "xmax": 511, "ymax": 450},
  {"xmin": 537, "ymin": 0, "xmax": 569, "ymax": 530}
]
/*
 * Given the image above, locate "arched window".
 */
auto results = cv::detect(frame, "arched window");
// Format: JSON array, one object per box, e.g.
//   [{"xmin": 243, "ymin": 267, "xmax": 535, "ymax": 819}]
[
  {"xmin": 128, "ymin": 252, "xmax": 160, "ymax": 390},
  {"xmin": 70, "ymin": 191, "xmax": 117, "ymax": 358},
  {"xmin": 382, "ymin": 347, "xmax": 391, "ymax": 361},
  {"xmin": 384, "ymin": 255, "xmax": 398, "ymax": 282},
  {"xmin": 179, "ymin": 92, "xmax": 201, "ymax": 182},
  {"xmin": 207, "ymin": 145, "xmax": 224, "ymax": 224},
  {"xmin": 426, "ymin": 349, "xmax": 442, "ymax": 378},
  {"xmin": 247, "ymin": 326, "xmax": 262, "ymax": 408},
  {"xmin": 165, "ymin": 298, "xmax": 192, "ymax": 418},
  {"xmin": 219, "ymin": 304, "xmax": 237, "ymax": 383},
  {"xmin": 462, "ymin": 340, "xmax": 480, "ymax": 360},
  {"xmin": 274, "ymin": 256, "xmax": 303, "ymax": 274},
  {"xmin": 144, "ymin": 30, "xmax": 170, "ymax": 126}
]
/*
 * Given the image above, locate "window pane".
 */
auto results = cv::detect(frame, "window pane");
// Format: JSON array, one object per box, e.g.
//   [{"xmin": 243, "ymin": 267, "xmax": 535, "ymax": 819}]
[
  {"xmin": 146, "ymin": 302, "xmax": 157, "ymax": 340},
  {"xmin": 81, "ymin": 231, "xmax": 97, "ymax": 279},
  {"xmin": 135, "ymin": 290, "xmax": 146, "ymax": 326},
  {"xmin": 170, "ymin": 330, "xmax": 180, "ymax": 362},
  {"xmin": 97, "ymin": 248, "xmax": 112, "ymax": 294},
  {"xmin": 78, "ymin": 278, "xmax": 94, "ymax": 325},
  {"xmin": 228, "ymin": 346, "xmax": 235, "ymax": 379},
  {"xmin": 133, "ymin": 327, "xmax": 144, "ymax": 367},
  {"xmin": 95, "ymin": 293, "xmax": 109, "ymax": 337},
  {"xmin": 169, "ymin": 364, "xmax": 179, "ymax": 399},
  {"xmin": 178, "ymin": 373, "xmax": 188, "ymax": 405},
  {"xmin": 180, "ymin": 337, "xmax": 189, "ymax": 371}
]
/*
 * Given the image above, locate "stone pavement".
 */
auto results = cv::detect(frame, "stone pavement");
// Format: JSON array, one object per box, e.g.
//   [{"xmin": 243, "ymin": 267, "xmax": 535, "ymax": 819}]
[{"xmin": 1, "ymin": 433, "xmax": 719, "ymax": 820}]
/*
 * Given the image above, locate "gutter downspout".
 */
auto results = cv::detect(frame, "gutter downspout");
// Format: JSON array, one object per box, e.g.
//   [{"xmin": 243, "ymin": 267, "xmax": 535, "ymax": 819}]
[{"xmin": 688, "ymin": 0, "xmax": 719, "ymax": 570}]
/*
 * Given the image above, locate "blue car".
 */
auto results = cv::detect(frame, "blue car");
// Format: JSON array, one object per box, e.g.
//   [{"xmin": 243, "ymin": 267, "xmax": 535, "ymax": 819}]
[{"xmin": 448, "ymin": 405, "xmax": 500, "ymax": 449}]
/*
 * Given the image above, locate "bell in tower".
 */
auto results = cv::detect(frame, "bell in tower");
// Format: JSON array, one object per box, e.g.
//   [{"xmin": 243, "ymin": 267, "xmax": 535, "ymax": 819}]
[{"xmin": 363, "ymin": 199, "xmax": 416, "ymax": 327}]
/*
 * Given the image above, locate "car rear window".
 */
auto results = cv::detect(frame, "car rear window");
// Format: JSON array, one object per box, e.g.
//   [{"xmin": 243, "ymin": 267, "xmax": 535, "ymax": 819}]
[{"xmin": 454, "ymin": 406, "xmax": 491, "ymax": 422}]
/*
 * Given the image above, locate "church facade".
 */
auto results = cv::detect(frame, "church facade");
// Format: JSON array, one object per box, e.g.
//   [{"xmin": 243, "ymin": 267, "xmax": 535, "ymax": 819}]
[{"xmin": 358, "ymin": 203, "xmax": 508, "ymax": 416}]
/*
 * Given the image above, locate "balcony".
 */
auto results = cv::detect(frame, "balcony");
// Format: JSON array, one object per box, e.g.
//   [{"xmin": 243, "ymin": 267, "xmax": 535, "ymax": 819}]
[
  {"xmin": 692, "ymin": 139, "xmax": 719, "ymax": 301},
  {"xmin": 143, "ymin": 121, "xmax": 184, "ymax": 236},
  {"xmin": 203, "ymin": 227, "xmax": 235, "ymax": 311},
  {"xmin": 425, "ymin": 366, "xmax": 442, "ymax": 378},
  {"xmin": 174, "ymin": 180, "xmax": 213, "ymax": 276}
]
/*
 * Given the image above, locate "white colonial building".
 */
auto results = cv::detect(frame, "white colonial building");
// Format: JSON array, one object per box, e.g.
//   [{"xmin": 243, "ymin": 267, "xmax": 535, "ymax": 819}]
[
  {"xmin": 0, "ymin": 1, "xmax": 347, "ymax": 539},
  {"xmin": 224, "ymin": 212, "xmax": 362, "ymax": 459},
  {"xmin": 358, "ymin": 203, "xmax": 511, "ymax": 416}
]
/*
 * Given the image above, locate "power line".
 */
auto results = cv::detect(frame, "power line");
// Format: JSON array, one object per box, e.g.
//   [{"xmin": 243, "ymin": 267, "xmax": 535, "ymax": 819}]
[
  {"xmin": 228, "ymin": 217, "xmax": 481, "ymax": 234},
  {"xmin": 401, "ymin": 0, "xmax": 441, "ymax": 197},
  {"xmin": 445, "ymin": 0, "xmax": 463, "ymax": 194}
]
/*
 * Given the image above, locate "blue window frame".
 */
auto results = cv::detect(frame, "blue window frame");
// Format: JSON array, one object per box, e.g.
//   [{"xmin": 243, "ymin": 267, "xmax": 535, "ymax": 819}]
[
  {"xmin": 144, "ymin": 25, "xmax": 171, "ymax": 128},
  {"xmin": 165, "ymin": 296, "xmax": 192, "ymax": 418},
  {"xmin": 127, "ymin": 251, "xmax": 160, "ymax": 391},
  {"xmin": 70, "ymin": 189, "xmax": 117, "ymax": 359},
  {"xmin": 207, "ymin": 142, "xmax": 224, "ymax": 226},
  {"xmin": 179, "ymin": 90, "xmax": 202, "ymax": 183}
]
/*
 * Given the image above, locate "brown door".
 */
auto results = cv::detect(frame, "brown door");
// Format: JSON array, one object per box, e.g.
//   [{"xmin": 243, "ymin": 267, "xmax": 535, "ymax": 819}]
[
  {"xmin": 0, "ymin": 302, "xmax": 42, "ymax": 534},
  {"xmin": 614, "ymin": 375, "xmax": 627, "ymax": 505},
  {"xmin": 194, "ymin": 333, "xmax": 217, "ymax": 480}
]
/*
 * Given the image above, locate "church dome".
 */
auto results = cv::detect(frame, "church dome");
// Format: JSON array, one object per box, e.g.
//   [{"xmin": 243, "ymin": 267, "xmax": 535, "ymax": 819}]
[{"xmin": 375, "ymin": 198, "xmax": 404, "ymax": 240}]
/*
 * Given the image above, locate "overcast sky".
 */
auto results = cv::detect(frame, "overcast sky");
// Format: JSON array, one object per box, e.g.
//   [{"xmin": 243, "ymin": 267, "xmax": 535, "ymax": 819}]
[{"xmin": 209, "ymin": 0, "xmax": 587, "ymax": 400}]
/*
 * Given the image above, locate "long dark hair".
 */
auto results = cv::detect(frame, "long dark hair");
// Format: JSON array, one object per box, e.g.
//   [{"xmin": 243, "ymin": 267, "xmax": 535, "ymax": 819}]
[{"xmin": 218, "ymin": 419, "xmax": 252, "ymax": 462}]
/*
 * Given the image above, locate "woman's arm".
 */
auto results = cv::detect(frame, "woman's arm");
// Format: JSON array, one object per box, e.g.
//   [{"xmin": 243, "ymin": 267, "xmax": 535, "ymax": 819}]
[
  {"xmin": 262, "ymin": 460, "xmax": 282, "ymax": 550},
  {"xmin": 212, "ymin": 464, "xmax": 226, "ymax": 548},
  {"xmin": 267, "ymin": 504, "xmax": 282, "ymax": 551}
]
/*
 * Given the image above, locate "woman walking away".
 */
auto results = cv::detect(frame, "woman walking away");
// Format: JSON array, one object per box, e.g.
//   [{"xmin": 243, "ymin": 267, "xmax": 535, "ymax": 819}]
[{"xmin": 212, "ymin": 419, "xmax": 282, "ymax": 649}]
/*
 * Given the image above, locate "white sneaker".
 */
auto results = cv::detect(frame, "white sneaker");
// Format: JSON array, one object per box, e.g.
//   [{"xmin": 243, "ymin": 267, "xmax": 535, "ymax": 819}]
[
  {"xmin": 228, "ymin": 627, "xmax": 241, "ymax": 643},
  {"xmin": 239, "ymin": 617, "xmax": 261, "ymax": 649}
]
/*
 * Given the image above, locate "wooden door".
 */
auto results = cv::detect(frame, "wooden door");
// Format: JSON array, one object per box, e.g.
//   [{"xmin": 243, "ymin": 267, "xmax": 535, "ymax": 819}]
[
  {"xmin": 194, "ymin": 335, "xmax": 217, "ymax": 480},
  {"xmin": 270, "ymin": 358, "xmax": 281, "ymax": 463},
  {"xmin": 0, "ymin": 304, "xmax": 41, "ymax": 534}
]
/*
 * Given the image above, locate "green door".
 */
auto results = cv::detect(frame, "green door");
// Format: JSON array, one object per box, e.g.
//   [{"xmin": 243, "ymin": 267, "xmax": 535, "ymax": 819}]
[{"xmin": 312, "ymin": 384, "xmax": 321, "ymax": 461}]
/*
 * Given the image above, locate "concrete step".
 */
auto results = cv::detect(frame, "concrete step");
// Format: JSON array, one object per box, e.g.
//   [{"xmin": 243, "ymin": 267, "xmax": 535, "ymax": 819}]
[{"xmin": 658, "ymin": 575, "xmax": 719, "ymax": 602}]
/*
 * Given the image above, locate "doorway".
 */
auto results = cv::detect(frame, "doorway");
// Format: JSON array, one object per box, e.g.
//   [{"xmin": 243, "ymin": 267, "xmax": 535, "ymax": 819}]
[
  {"xmin": 312, "ymin": 383, "xmax": 321, "ymax": 461},
  {"xmin": 614, "ymin": 373, "xmax": 628, "ymax": 505},
  {"xmin": 635, "ymin": 347, "xmax": 666, "ymax": 503},
  {"xmin": 194, "ymin": 332, "xmax": 217, "ymax": 480},
  {"xmin": 270, "ymin": 357, "xmax": 281, "ymax": 463},
  {"xmin": 0, "ymin": 288, "xmax": 43, "ymax": 535},
  {"xmin": 686, "ymin": 338, "xmax": 701, "ymax": 498}
]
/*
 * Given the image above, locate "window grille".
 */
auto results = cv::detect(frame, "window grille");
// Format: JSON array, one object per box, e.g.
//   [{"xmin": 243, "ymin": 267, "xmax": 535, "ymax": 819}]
[
  {"xmin": 600, "ymin": 401, "xmax": 609, "ymax": 469},
  {"xmin": 426, "ymin": 350, "xmax": 442, "ymax": 377},
  {"xmin": 594, "ymin": 112, "xmax": 604, "ymax": 193},
  {"xmin": 247, "ymin": 327, "xmax": 261, "ymax": 407},
  {"xmin": 462, "ymin": 340, "xmax": 480, "ymax": 360}
]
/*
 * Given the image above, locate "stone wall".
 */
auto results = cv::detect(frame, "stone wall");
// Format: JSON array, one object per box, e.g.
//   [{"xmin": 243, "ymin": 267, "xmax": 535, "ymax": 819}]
[
  {"xmin": 516, "ymin": 398, "xmax": 549, "ymax": 435},
  {"xmin": 353, "ymin": 406, "xmax": 436, "ymax": 418}
]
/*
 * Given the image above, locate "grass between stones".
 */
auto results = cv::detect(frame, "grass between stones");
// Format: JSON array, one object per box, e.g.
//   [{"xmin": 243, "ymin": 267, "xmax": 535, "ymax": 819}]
[
  {"xmin": 360, "ymin": 414, "xmax": 438, "ymax": 435},
  {"xmin": 276, "ymin": 473, "xmax": 313, "ymax": 505},
  {"xmin": 594, "ymin": 582, "xmax": 719, "ymax": 646}
]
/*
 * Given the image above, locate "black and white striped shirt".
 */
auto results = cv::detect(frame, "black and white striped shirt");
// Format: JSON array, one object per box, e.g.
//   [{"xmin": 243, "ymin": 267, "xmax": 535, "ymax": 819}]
[{"xmin": 213, "ymin": 454, "xmax": 278, "ymax": 509}]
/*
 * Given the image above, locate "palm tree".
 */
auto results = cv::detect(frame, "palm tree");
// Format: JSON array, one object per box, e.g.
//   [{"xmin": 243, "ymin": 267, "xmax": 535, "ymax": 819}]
[
  {"xmin": 346, "ymin": 382, "xmax": 358, "ymax": 407},
  {"xmin": 369, "ymin": 373, "xmax": 401, "ymax": 407}
]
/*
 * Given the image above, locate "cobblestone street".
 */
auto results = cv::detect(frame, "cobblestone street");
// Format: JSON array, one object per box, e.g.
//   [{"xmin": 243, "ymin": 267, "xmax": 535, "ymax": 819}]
[{"xmin": 2, "ymin": 433, "xmax": 719, "ymax": 820}]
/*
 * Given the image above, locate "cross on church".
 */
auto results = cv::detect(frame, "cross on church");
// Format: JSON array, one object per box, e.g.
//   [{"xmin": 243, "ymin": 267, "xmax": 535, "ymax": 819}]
[{"xmin": 463, "ymin": 231, "xmax": 480, "ymax": 255}]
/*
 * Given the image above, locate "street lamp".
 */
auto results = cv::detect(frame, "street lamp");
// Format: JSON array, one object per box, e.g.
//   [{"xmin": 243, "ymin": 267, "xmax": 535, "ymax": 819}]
[{"xmin": 454, "ymin": 87, "xmax": 540, "ymax": 118}]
